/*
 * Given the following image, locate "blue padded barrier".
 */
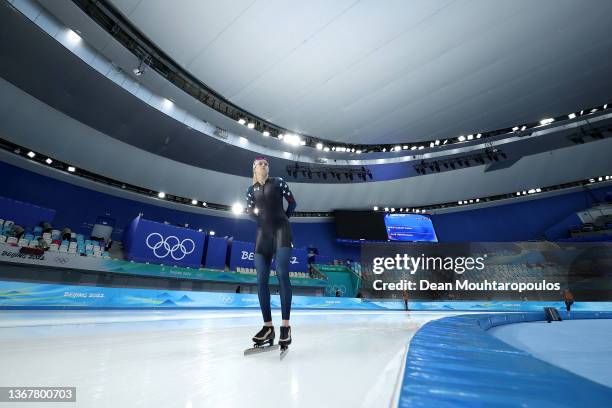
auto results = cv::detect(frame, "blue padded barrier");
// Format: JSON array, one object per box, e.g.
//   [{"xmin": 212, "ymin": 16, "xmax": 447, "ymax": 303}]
[{"xmin": 398, "ymin": 311, "xmax": 612, "ymax": 407}]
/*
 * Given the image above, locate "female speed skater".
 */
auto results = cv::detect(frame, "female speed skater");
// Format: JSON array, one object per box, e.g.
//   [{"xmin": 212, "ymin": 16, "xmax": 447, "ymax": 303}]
[{"xmin": 245, "ymin": 156, "xmax": 297, "ymax": 351}]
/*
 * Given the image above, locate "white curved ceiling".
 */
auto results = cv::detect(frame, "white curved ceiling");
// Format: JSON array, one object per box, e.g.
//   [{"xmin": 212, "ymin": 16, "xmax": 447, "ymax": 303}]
[{"xmin": 108, "ymin": 0, "xmax": 612, "ymax": 144}]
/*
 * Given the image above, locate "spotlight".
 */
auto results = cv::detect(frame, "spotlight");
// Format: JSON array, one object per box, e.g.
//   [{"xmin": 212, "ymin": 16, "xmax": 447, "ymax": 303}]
[
  {"xmin": 67, "ymin": 166, "xmax": 76, "ymax": 172},
  {"xmin": 373, "ymin": 206, "xmax": 379, "ymax": 211},
  {"xmin": 458, "ymin": 135, "xmax": 466, "ymax": 142},
  {"xmin": 316, "ymin": 143, "xmax": 323, "ymax": 150},
  {"xmin": 27, "ymin": 151, "xmax": 35, "ymax": 158},
  {"xmin": 540, "ymin": 118, "xmax": 554, "ymax": 125},
  {"xmin": 162, "ymin": 98, "xmax": 173, "ymax": 109},
  {"xmin": 231, "ymin": 203, "xmax": 244, "ymax": 214},
  {"xmin": 278, "ymin": 133, "xmax": 284, "ymax": 140},
  {"xmin": 411, "ymin": 146, "xmax": 417, "ymax": 150},
  {"xmin": 202, "ymin": 202, "xmax": 207, "ymax": 206},
  {"xmin": 262, "ymin": 131, "xmax": 270, "ymax": 137},
  {"xmin": 191, "ymin": 199, "xmax": 198, "ymax": 205},
  {"xmin": 467, "ymin": 134, "xmax": 474, "ymax": 140},
  {"xmin": 568, "ymin": 113, "xmax": 576, "ymax": 119},
  {"xmin": 238, "ymin": 118, "xmax": 246, "ymax": 125},
  {"xmin": 158, "ymin": 192, "xmax": 166, "ymax": 198},
  {"xmin": 45, "ymin": 158, "xmax": 53, "ymax": 164},
  {"xmin": 66, "ymin": 29, "xmax": 81, "ymax": 44},
  {"xmin": 247, "ymin": 122, "xmax": 255, "ymax": 129},
  {"xmin": 209, "ymin": 230, "xmax": 215, "ymax": 236},
  {"xmin": 324, "ymin": 147, "xmax": 330, "ymax": 152}
]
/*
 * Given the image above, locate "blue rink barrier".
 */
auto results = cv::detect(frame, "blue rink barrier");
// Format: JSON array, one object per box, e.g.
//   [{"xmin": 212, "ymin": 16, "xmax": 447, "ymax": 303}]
[
  {"xmin": 398, "ymin": 311, "xmax": 612, "ymax": 407},
  {"xmin": 1, "ymin": 280, "xmax": 612, "ymax": 311}
]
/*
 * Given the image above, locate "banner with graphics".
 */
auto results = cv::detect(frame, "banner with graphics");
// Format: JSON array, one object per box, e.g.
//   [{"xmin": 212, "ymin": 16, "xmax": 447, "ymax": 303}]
[
  {"xmin": 0, "ymin": 280, "xmax": 610, "ymax": 311},
  {"xmin": 229, "ymin": 242, "xmax": 309, "ymax": 273},
  {"xmin": 361, "ymin": 242, "xmax": 612, "ymax": 301},
  {"xmin": 0, "ymin": 243, "xmax": 327, "ymax": 287},
  {"xmin": 124, "ymin": 216, "xmax": 204, "ymax": 268}
]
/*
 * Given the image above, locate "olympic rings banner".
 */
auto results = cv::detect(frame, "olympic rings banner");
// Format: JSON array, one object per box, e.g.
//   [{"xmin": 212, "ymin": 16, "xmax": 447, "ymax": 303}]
[{"xmin": 124, "ymin": 216, "xmax": 204, "ymax": 268}]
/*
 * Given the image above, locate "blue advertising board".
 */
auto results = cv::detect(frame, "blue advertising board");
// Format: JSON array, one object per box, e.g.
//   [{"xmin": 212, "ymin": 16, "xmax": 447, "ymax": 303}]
[
  {"xmin": 204, "ymin": 236, "xmax": 229, "ymax": 270},
  {"xmin": 123, "ymin": 216, "xmax": 204, "ymax": 268},
  {"xmin": 229, "ymin": 240, "xmax": 256, "ymax": 271}
]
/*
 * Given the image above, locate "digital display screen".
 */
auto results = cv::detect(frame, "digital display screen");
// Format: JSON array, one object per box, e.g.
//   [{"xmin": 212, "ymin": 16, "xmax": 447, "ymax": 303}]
[
  {"xmin": 334, "ymin": 211, "xmax": 387, "ymax": 240},
  {"xmin": 384, "ymin": 213, "xmax": 438, "ymax": 242}
]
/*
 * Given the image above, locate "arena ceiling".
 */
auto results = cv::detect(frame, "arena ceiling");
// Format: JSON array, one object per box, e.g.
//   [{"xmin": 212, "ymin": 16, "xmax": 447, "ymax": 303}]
[{"xmin": 101, "ymin": 0, "xmax": 612, "ymax": 145}]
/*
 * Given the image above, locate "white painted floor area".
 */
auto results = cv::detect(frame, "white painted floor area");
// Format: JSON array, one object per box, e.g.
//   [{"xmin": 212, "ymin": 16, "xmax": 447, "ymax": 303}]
[{"xmin": 0, "ymin": 309, "xmax": 458, "ymax": 408}]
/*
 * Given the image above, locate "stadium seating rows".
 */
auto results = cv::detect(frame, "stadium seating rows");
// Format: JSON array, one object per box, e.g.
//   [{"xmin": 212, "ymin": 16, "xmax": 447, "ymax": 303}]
[{"xmin": 0, "ymin": 218, "xmax": 110, "ymax": 258}]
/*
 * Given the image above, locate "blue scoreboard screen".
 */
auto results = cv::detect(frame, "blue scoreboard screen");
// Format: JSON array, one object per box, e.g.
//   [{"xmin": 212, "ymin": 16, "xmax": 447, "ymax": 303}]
[{"xmin": 384, "ymin": 213, "xmax": 438, "ymax": 242}]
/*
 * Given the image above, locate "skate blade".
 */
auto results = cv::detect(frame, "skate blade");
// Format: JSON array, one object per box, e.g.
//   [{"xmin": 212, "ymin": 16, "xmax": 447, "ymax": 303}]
[
  {"xmin": 280, "ymin": 346, "xmax": 289, "ymax": 360},
  {"xmin": 244, "ymin": 344, "xmax": 279, "ymax": 356}
]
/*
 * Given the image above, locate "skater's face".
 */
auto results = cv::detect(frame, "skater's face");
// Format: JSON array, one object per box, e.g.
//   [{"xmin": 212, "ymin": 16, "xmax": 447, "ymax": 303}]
[{"xmin": 254, "ymin": 160, "xmax": 269, "ymax": 179}]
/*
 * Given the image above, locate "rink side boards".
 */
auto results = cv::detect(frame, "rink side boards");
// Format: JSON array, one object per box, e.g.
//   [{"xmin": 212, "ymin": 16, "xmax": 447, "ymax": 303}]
[
  {"xmin": 1, "ymin": 280, "xmax": 612, "ymax": 311},
  {"xmin": 398, "ymin": 311, "xmax": 612, "ymax": 407}
]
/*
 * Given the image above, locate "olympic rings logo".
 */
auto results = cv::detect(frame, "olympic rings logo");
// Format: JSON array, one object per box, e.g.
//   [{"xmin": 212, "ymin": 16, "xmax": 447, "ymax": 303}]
[{"xmin": 146, "ymin": 233, "xmax": 195, "ymax": 260}]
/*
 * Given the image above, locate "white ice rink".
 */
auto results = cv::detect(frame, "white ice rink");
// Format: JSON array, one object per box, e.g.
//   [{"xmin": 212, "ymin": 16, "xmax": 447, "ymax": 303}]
[{"xmin": 0, "ymin": 309, "xmax": 460, "ymax": 408}]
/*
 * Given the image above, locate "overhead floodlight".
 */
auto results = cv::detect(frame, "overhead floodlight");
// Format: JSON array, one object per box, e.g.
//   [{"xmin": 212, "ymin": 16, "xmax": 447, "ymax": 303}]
[
  {"xmin": 66, "ymin": 29, "xmax": 81, "ymax": 44},
  {"xmin": 162, "ymin": 98, "xmax": 173, "ymax": 109},
  {"xmin": 539, "ymin": 118, "xmax": 554, "ymax": 125},
  {"xmin": 232, "ymin": 203, "xmax": 244, "ymax": 214},
  {"xmin": 283, "ymin": 133, "xmax": 301, "ymax": 146}
]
